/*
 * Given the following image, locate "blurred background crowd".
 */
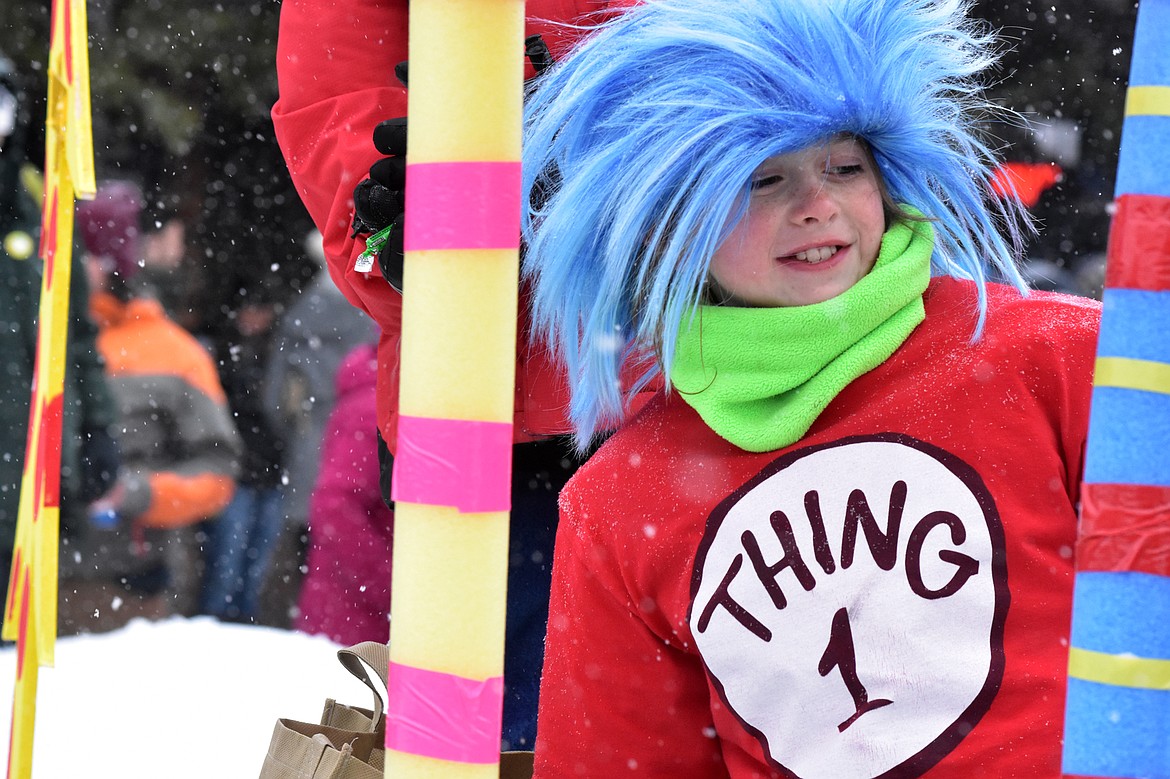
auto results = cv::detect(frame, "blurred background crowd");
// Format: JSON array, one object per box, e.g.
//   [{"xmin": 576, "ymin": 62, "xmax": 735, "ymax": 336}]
[{"xmin": 0, "ymin": 0, "xmax": 1142, "ymax": 647}]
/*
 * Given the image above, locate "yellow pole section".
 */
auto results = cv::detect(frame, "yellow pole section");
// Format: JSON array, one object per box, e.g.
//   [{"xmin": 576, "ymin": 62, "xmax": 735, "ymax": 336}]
[{"xmin": 386, "ymin": 0, "xmax": 524, "ymax": 777}]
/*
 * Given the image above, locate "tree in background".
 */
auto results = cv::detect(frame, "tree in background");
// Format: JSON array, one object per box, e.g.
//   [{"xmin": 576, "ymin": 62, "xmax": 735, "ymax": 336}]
[{"xmin": 1, "ymin": 0, "xmax": 315, "ymax": 340}]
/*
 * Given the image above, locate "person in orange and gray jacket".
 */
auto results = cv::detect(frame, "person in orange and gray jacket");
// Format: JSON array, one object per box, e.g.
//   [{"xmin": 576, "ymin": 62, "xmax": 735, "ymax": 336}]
[{"xmin": 63, "ymin": 180, "xmax": 243, "ymax": 629}]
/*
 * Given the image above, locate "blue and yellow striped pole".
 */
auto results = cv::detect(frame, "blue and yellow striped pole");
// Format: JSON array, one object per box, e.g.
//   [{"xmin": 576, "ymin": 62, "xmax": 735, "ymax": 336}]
[
  {"xmin": 384, "ymin": 1, "xmax": 524, "ymax": 777},
  {"xmin": 1062, "ymin": 1, "xmax": 1170, "ymax": 776}
]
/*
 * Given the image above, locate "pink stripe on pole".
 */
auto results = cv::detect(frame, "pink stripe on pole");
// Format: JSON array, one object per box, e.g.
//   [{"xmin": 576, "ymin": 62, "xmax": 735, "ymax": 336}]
[
  {"xmin": 391, "ymin": 415, "xmax": 512, "ymax": 513},
  {"xmin": 385, "ymin": 662, "xmax": 504, "ymax": 764},
  {"xmin": 404, "ymin": 161, "xmax": 521, "ymax": 251}
]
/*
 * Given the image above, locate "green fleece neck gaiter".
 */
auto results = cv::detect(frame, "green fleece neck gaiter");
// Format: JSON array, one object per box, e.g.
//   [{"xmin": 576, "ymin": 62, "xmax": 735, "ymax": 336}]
[{"xmin": 670, "ymin": 218, "xmax": 933, "ymax": 452}]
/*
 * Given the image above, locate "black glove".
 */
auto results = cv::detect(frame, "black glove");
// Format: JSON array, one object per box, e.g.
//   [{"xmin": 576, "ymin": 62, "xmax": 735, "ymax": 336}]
[{"xmin": 352, "ymin": 116, "xmax": 407, "ymax": 291}]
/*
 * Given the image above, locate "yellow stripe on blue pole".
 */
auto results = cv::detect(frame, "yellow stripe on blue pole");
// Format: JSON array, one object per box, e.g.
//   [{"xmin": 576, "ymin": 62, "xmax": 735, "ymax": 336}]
[
  {"xmin": 1069, "ymin": 647, "xmax": 1170, "ymax": 691},
  {"xmin": 1094, "ymin": 356, "xmax": 1170, "ymax": 396},
  {"xmin": 1124, "ymin": 85, "xmax": 1170, "ymax": 117}
]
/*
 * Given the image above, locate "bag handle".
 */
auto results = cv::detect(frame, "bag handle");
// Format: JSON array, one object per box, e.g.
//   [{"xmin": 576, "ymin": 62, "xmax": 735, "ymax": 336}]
[{"xmin": 336, "ymin": 641, "xmax": 390, "ymax": 725}]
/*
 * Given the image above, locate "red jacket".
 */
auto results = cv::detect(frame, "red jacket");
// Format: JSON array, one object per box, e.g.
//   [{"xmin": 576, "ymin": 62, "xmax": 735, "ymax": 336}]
[
  {"xmin": 534, "ymin": 280, "xmax": 1101, "ymax": 778},
  {"xmin": 271, "ymin": 0, "xmax": 636, "ymax": 453}
]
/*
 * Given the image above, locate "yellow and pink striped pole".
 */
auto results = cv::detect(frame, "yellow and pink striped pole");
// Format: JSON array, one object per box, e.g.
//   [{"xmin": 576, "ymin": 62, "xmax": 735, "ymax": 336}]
[{"xmin": 385, "ymin": 1, "xmax": 524, "ymax": 776}]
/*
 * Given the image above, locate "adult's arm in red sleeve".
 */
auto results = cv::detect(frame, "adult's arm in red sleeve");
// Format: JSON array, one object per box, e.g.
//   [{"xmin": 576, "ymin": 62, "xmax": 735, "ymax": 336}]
[{"xmin": 271, "ymin": 0, "xmax": 407, "ymax": 333}]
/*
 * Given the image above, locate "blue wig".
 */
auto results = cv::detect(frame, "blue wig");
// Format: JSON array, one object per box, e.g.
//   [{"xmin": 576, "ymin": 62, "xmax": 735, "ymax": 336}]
[{"xmin": 521, "ymin": 0, "xmax": 1029, "ymax": 448}]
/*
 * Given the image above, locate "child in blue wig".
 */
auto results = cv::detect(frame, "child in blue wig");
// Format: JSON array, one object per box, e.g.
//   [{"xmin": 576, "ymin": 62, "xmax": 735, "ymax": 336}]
[{"xmin": 522, "ymin": 0, "xmax": 1101, "ymax": 776}]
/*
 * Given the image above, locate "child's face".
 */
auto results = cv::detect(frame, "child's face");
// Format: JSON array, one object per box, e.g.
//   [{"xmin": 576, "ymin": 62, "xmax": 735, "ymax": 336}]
[{"xmin": 708, "ymin": 136, "xmax": 886, "ymax": 308}]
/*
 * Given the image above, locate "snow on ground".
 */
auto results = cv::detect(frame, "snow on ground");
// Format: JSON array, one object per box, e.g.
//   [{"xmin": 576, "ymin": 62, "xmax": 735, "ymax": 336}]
[{"xmin": 0, "ymin": 617, "xmax": 378, "ymax": 778}]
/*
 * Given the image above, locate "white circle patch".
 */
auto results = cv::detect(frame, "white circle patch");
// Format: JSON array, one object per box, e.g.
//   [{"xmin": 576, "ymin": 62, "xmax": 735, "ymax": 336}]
[{"xmin": 689, "ymin": 434, "xmax": 1006, "ymax": 779}]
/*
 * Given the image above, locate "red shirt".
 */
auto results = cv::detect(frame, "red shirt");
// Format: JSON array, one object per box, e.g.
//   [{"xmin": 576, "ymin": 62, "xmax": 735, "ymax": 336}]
[{"xmin": 535, "ymin": 279, "xmax": 1100, "ymax": 778}]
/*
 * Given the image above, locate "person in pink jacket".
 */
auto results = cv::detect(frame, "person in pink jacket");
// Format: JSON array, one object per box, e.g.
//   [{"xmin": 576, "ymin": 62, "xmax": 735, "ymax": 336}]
[{"xmin": 296, "ymin": 343, "xmax": 393, "ymax": 646}]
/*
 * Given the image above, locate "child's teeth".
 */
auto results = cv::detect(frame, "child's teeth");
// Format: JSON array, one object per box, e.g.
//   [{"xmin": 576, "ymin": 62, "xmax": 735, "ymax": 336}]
[{"xmin": 794, "ymin": 246, "xmax": 837, "ymax": 263}]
